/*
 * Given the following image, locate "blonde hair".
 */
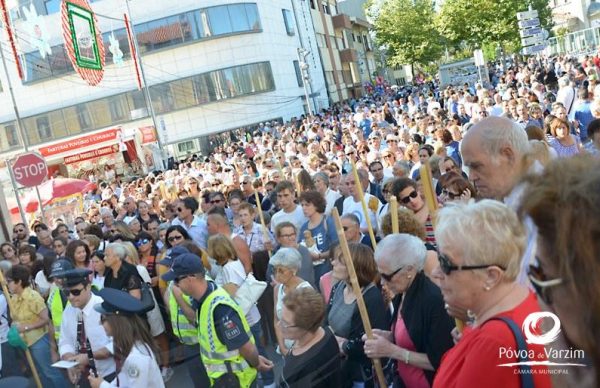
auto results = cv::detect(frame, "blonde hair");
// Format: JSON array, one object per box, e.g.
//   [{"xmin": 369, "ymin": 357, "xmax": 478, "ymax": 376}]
[
  {"xmin": 435, "ymin": 200, "xmax": 525, "ymax": 281},
  {"xmin": 207, "ymin": 234, "xmax": 237, "ymax": 266},
  {"xmin": 526, "ymin": 140, "xmax": 551, "ymax": 167},
  {"xmin": 121, "ymin": 242, "xmax": 140, "ymax": 265}
]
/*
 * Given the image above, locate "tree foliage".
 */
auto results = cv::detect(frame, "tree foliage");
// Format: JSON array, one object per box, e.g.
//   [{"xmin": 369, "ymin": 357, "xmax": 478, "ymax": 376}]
[
  {"xmin": 435, "ymin": 0, "xmax": 553, "ymax": 51},
  {"xmin": 368, "ymin": 0, "xmax": 443, "ymax": 67}
]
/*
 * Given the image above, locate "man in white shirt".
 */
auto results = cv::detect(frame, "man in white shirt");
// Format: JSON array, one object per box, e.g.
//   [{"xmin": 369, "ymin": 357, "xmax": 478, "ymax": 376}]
[
  {"xmin": 59, "ymin": 269, "xmax": 116, "ymax": 386},
  {"xmin": 171, "ymin": 197, "xmax": 208, "ymax": 249},
  {"xmin": 270, "ymin": 181, "xmax": 308, "ymax": 233},
  {"xmin": 342, "ymin": 171, "xmax": 382, "ymax": 233}
]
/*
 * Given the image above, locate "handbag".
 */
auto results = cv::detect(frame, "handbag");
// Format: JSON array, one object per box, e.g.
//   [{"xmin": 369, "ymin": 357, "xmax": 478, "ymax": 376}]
[
  {"xmin": 234, "ymin": 273, "xmax": 267, "ymax": 315},
  {"xmin": 139, "ymin": 282, "xmax": 156, "ymax": 314}
]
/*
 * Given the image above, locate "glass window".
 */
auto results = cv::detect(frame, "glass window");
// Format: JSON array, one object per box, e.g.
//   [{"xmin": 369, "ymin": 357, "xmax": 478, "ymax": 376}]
[
  {"xmin": 178, "ymin": 13, "xmax": 194, "ymax": 42},
  {"xmin": 129, "ymin": 90, "xmax": 147, "ymax": 110},
  {"xmin": 229, "ymin": 4, "xmax": 250, "ymax": 33},
  {"xmin": 293, "ymin": 60, "xmax": 303, "ymax": 87},
  {"xmin": 4, "ymin": 124, "xmax": 18, "ymax": 148},
  {"xmin": 45, "ymin": 0, "xmax": 61, "ymax": 14},
  {"xmin": 22, "ymin": 51, "xmax": 50, "ymax": 82},
  {"xmin": 192, "ymin": 75, "xmax": 211, "ymax": 104},
  {"xmin": 207, "ymin": 6, "xmax": 232, "ymax": 36},
  {"xmin": 282, "ymin": 9, "xmax": 295, "ymax": 36},
  {"xmin": 88, "ymin": 100, "xmax": 112, "ymax": 129},
  {"xmin": 150, "ymin": 84, "xmax": 175, "ymax": 114},
  {"xmin": 177, "ymin": 140, "xmax": 195, "ymax": 153},
  {"xmin": 36, "ymin": 117, "xmax": 52, "ymax": 140},
  {"xmin": 187, "ymin": 10, "xmax": 207, "ymax": 39},
  {"xmin": 245, "ymin": 4, "xmax": 261, "ymax": 31},
  {"xmin": 48, "ymin": 45, "xmax": 72, "ymax": 76},
  {"xmin": 108, "ymin": 96, "xmax": 127, "ymax": 121},
  {"xmin": 76, "ymin": 104, "xmax": 93, "ymax": 130}
]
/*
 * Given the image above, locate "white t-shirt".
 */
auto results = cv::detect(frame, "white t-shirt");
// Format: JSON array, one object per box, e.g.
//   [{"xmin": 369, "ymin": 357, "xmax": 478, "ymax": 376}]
[
  {"xmin": 34, "ymin": 271, "xmax": 51, "ymax": 296},
  {"xmin": 270, "ymin": 205, "xmax": 308, "ymax": 234},
  {"xmin": 343, "ymin": 193, "xmax": 382, "ymax": 231},
  {"xmin": 215, "ymin": 259, "xmax": 261, "ymax": 326}
]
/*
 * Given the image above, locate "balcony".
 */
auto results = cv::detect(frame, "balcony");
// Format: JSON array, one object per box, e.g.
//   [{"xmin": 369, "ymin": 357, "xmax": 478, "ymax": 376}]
[
  {"xmin": 332, "ymin": 14, "xmax": 352, "ymax": 29},
  {"xmin": 339, "ymin": 48, "xmax": 359, "ymax": 63}
]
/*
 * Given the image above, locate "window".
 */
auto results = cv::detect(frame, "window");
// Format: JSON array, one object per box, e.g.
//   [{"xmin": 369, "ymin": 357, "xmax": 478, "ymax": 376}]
[
  {"xmin": 76, "ymin": 104, "xmax": 93, "ymax": 130},
  {"xmin": 293, "ymin": 60, "xmax": 303, "ymax": 87},
  {"xmin": 108, "ymin": 96, "xmax": 126, "ymax": 121},
  {"xmin": 322, "ymin": 2, "xmax": 330, "ymax": 14},
  {"xmin": 245, "ymin": 4, "xmax": 261, "ymax": 31},
  {"xmin": 208, "ymin": 6, "xmax": 233, "ymax": 35},
  {"xmin": 357, "ymin": 35, "xmax": 362, "ymax": 43},
  {"xmin": 310, "ymin": 0, "xmax": 317, "ymax": 9},
  {"xmin": 45, "ymin": 0, "xmax": 61, "ymax": 14},
  {"xmin": 36, "ymin": 117, "xmax": 52, "ymax": 140},
  {"xmin": 177, "ymin": 140, "xmax": 196, "ymax": 153},
  {"xmin": 4, "ymin": 124, "xmax": 18, "ymax": 147},
  {"xmin": 229, "ymin": 4, "xmax": 251, "ymax": 32},
  {"xmin": 283, "ymin": 9, "xmax": 295, "ymax": 36}
]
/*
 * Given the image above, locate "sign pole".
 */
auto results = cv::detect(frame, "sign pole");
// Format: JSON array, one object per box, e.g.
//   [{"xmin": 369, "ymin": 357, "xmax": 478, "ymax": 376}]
[
  {"xmin": 34, "ymin": 186, "xmax": 46, "ymax": 224},
  {"xmin": 6, "ymin": 159, "xmax": 27, "ymax": 225}
]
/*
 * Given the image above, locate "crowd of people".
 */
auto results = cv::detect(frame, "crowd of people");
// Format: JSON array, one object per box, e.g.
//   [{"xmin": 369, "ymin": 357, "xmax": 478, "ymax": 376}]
[{"xmin": 0, "ymin": 53, "xmax": 599, "ymax": 388}]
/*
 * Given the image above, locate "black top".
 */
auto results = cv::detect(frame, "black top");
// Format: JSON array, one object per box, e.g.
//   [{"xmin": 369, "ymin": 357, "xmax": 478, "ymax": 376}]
[
  {"xmin": 103, "ymin": 261, "xmax": 142, "ymax": 293},
  {"xmin": 392, "ymin": 271, "xmax": 455, "ymax": 386},
  {"xmin": 324, "ymin": 282, "xmax": 390, "ymax": 386},
  {"xmin": 279, "ymin": 327, "xmax": 342, "ymax": 388}
]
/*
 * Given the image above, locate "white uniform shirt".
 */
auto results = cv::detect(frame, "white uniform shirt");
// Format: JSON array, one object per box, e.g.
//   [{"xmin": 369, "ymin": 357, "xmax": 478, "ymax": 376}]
[
  {"xmin": 100, "ymin": 342, "xmax": 164, "ymax": 388},
  {"xmin": 59, "ymin": 294, "xmax": 116, "ymax": 378}
]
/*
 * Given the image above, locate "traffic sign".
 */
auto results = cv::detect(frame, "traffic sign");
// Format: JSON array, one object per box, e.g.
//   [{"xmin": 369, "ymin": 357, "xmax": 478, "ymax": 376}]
[
  {"xmin": 522, "ymin": 44, "xmax": 546, "ymax": 56},
  {"xmin": 518, "ymin": 18, "xmax": 540, "ymax": 29},
  {"xmin": 520, "ymin": 27, "xmax": 542, "ymax": 38},
  {"xmin": 12, "ymin": 152, "xmax": 48, "ymax": 187},
  {"xmin": 521, "ymin": 34, "xmax": 545, "ymax": 47},
  {"xmin": 517, "ymin": 10, "xmax": 538, "ymax": 21}
]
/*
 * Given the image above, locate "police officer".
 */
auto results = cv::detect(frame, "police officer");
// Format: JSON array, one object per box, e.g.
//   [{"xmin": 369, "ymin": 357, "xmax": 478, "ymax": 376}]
[
  {"xmin": 88, "ymin": 288, "xmax": 164, "ymax": 388},
  {"xmin": 162, "ymin": 253, "xmax": 274, "ymax": 388},
  {"xmin": 159, "ymin": 246, "xmax": 209, "ymax": 387},
  {"xmin": 58, "ymin": 268, "xmax": 115, "ymax": 387},
  {"xmin": 47, "ymin": 258, "xmax": 72, "ymax": 360}
]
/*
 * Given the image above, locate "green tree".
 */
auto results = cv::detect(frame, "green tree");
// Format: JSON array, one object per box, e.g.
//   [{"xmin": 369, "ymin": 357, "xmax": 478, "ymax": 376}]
[
  {"xmin": 368, "ymin": 0, "xmax": 443, "ymax": 69},
  {"xmin": 435, "ymin": 0, "xmax": 553, "ymax": 52}
]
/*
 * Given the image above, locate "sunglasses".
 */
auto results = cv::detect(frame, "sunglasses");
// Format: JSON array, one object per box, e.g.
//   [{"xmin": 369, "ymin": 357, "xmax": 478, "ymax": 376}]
[
  {"xmin": 528, "ymin": 262, "xmax": 563, "ymax": 305},
  {"xmin": 442, "ymin": 189, "xmax": 461, "ymax": 200},
  {"xmin": 211, "ymin": 199, "xmax": 223, "ymax": 204},
  {"xmin": 400, "ymin": 190, "xmax": 418, "ymax": 204},
  {"xmin": 168, "ymin": 235, "xmax": 183, "ymax": 243},
  {"xmin": 437, "ymin": 252, "xmax": 505, "ymax": 275},
  {"xmin": 135, "ymin": 238, "xmax": 150, "ymax": 247},
  {"xmin": 174, "ymin": 275, "xmax": 191, "ymax": 285},
  {"xmin": 212, "ymin": 183, "xmax": 221, "ymax": 187},
  {"xmin": 67, "ymin": 287, "xmax": 85, "ymax": 296},
  {"xmin": 380, "ymin": 266, "xmax": 404, "ymax": 282}
]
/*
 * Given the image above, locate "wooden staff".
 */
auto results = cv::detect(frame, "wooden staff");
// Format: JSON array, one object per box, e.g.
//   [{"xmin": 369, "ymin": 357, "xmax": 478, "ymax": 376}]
[
  {"xmin": 0, "ymin": 270, "xmax": 42, "ymax": 388},
  {"xmin": 350, "ymin": 161, "xmax": 377, "ymax": 250},
  {"xmin": 389, "ymin": 196, "xmax": 399, "ymax": 234},
  {"xmin": 158, "ymin": 181, "xmax": 168, "ymax": 201},
  {"xmin": 332, "ymin": 209, "xmax": 386, "ymax": 387},
  {"xmin": 294, "ymin": 169, "xmax": 302, "ymax": 194},
  {"xmin": 419, "ymin": 163, "xmax": 465, "ymax": 332},
  {"xmin": 253, "ymin": 191, "xmax": 272, "ymax": 258}
]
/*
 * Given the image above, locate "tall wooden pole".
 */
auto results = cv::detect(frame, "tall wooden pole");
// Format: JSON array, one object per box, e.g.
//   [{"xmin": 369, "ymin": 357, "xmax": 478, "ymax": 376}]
[{"xmin": 349, "ymin": 161, "xmax": 377, "ymax": 250}]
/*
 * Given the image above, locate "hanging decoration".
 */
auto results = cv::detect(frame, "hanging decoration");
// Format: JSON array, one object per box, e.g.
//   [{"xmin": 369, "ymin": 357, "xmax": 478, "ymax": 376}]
[
  {"xmin": 0, "ymin": 0, "xmax": 24, "ymax": 79},
  {"xmin": 108, "ymin": 33, "xmax": 123, "ymax": 65},
  {"xmin": 124, "ymin": 12, "xmax": 142, "ymax": 90},
  {"xmin": 61, "ymin": 0, "xmax": 104, "ymax": 86},
  {"xmin": 21, "ymin": 4, "xmax": 52, "ymax": 59}
]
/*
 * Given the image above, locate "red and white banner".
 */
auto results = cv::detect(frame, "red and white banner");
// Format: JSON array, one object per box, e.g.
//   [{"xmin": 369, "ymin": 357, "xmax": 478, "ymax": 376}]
[
  {"xmin": 63, "ymin": 144, "xmax": 120, "ymax": 164},
  {"xmin": 39, "ymin": 128, "xmax": 121, "ymax": 157}
]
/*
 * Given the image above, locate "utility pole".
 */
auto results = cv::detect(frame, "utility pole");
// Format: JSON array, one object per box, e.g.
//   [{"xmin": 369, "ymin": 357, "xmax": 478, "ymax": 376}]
[{"xmin": 297, "ymin": 47, "xmax": 313, "ymax": 116}]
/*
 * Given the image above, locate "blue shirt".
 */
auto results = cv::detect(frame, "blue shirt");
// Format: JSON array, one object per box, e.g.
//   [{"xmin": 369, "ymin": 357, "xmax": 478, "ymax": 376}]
[
  {"xmin": 298, "ymin": 216, "xmax": 338, "ymax": 253},
  {"xmin": 574, "ymin": 101, "xmax": 594, "ymax": 141}
]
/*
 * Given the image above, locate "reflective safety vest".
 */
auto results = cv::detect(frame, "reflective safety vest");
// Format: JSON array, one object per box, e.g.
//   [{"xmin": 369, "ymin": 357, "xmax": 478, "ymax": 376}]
[
  {"xmin": 168, "ymin": 282, "xmax": 198, "ymax": 345},
  {"xmin": 47, "ymin": 285, "xmax": 68, "ymax": 340},
  {"xmin": 197, "ymin": 287, "xmax": 257, "ymax": 388}
]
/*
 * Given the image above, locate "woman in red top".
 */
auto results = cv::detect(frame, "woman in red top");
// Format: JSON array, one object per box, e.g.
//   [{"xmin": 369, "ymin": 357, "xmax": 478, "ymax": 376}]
[{"xmin": 432, "ymin": 200, "xmax": 552, "ymax": 388}]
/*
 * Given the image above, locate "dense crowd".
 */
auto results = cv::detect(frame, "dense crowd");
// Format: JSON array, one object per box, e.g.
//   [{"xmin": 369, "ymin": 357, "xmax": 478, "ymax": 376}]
[{"xmin": 1, "ymin": 53, "xmax": 600, "ymax": 388}]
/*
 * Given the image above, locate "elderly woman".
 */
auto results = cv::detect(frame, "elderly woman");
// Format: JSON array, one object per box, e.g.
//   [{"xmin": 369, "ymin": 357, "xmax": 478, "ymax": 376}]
[
  {"xmin": 279, "ymin": 287, "xmax": 342, "ymax": 387},
  {"xmin": 364, "ymin": 234, "xmax": 454, "ymax": 388},
  {"xmin": 432, "ymin": 200, "xmax": 552, "ymax": 387},
  {"xmin": 519, "ymin": 155, "xmax": 599, "ymax": 386},
  {"xmin": 324, "ymin": 243, "xmax": 389, "ymax": 388},
  {"xmin": 270, "ymin": 247, "xmax": 313, "ymax": 355}
]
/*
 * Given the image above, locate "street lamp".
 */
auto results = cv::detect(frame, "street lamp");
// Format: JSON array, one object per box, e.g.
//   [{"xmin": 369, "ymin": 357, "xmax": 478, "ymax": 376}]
[{"xmin": 297, "ymin": 47, "xmax": 313, "ymax": 116}]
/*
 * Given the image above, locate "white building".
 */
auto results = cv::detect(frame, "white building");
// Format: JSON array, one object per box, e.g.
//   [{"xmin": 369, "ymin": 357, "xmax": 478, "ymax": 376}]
[{"xmin": 0, "ymin": 0, "xmax": 327, "ymax": 169}]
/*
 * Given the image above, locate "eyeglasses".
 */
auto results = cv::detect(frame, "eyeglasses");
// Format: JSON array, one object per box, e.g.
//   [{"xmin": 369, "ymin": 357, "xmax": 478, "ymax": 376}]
[
  {"xmin": 279, "ymin": 233, "xmax": 296, "ymax": 239},
  {"xmin": 66, "ymin": 287, "xmax": 85, "ymax": 297},
  {"xmin": 437, "ymin": 252, "xmax": 506, "ymax": 275},
  {"xmin": 174, "ymin": 275, "xmax": 192, "ymax": 285},
  {"xmin": 212, "ymin": 183, "xmax": 221, "ymax": 187},
  {"xmin": 528, "ymin": 262, "xmax": 563, "ymax": 305},
  {"xmin": 210, "ymin": 199, "xmax": 224, "ymax": 204},
  {"xmin": 168, "ymin": 235, "xmax": 184, "ymax": 243},
  {"xmin": 387, "ymin": 139, "xmax": 398, "ymax": 143},
  {"xmin": 400, "ymin": 190, "xmax": 418, "ymax": 204},
  {"xmin": 383, "ymin": 154, "xmax": 393, "ymax": 159},
  {"xmin": 380, "ymin": 266, "xmax": 404, "ymax": 282},
  {"xmin": 442, "ymin": 189, "xmax": 461, "ymax": 200},
  {"xmin": 278, "ymin": 319, "xmax": 297, "ymax": 329}
]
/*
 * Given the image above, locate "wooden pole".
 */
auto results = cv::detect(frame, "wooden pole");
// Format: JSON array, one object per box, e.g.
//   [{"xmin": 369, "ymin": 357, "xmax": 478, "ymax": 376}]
[
  {"xmin": 332, "ymin": 209, "xmax": 386, "ymax": 387},
  {"xmin": 253, "ymin": 191, "xmax": 272, "ymax": 258},
  {"xmin": 419, "ymin": 163, "xmax": 465, "ymax": 332},
  {"xmin": 350, "ymin": 161, "xmax": 377, "ymax": 250},
  {"xmin": 389, "ymin": 196, "xmax": 399, "ymax": 234},
  {"xmin": 0, "ymin": 270, "xmax": 42, "ymax": 388}
]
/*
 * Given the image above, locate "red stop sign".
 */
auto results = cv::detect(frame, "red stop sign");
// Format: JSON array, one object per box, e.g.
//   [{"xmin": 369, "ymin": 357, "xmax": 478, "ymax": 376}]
[{"xmin": 12, "ymin": 152, "xmax": 48, "ymax": 187}]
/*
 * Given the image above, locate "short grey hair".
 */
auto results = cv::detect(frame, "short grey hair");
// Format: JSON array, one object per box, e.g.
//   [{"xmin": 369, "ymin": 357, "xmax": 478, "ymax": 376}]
[
  {"xmin": 375, "ymin": 234, "xmax": 426, "ymax": 271},
  {"xmin": 158, "ymin": 222, "xmax": 171, "ymax": 232},
  {"xmin": 313, "ymin": 172, "xmax": 329, "ymax": 187},
  {"xmin": 341, "ymin": 213, "xmax": 360, "ymax": 226},
  {"xmin": 393, "ymin": 161, "xmax": 411, "ymax": 175},
  {"xmin": 106, "ymin": 242, "xmax": 127, "ymax": 260},
  {"xmin": 463, "ymin": 117, "xmax": 530, "ymax": 162},
  {"xmin": 269, "ymin": 247, "xmax": 302, "ymax": 271}
]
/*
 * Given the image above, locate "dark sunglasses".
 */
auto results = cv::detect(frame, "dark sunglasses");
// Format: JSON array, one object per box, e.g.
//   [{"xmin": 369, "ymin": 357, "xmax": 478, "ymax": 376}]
[
  {"xmin": 528, "ymin": 262, "xmax": 563, "ymax": 305},
  {"xmin": 168, "ymin": 235, "xmax": 183, "ymax": 243},
  {"xmin": 437, "ymin": 252, "xmax": 505, "ymax": 275},
  {"xmin": 381, "ymin": 266, "xmax": 404, "ymax": 282},
  {"xmin": 135, "ymin": 238, "xmax": 150, "ymax": 248},
  {"xmin": 211, "ymin": 199, "xmax": 223, "ymax": 204},
  {"xmin": 66, "ymin": 287, "xmax": 85, "ymax": 296},
  {"xmin": 212, "ymin": 183, "xmax": 221, "ymax": 187},
  {"xmin": 174, "ymin": 275, "xmax": 191, "ymax": 285},
  {"xmin": 400, "ymin": 190, "xmax": 418, "ymax": 204}
]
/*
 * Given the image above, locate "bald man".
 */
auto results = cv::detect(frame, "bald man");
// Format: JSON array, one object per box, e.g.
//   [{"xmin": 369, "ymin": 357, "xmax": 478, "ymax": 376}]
[{"xmin": 206, "ymin": 209, "xmax": 252, "ymax": 273}]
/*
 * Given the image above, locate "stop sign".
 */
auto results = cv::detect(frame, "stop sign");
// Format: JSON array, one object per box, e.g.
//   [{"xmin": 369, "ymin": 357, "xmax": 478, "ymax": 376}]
[{"xmin": 12, "ymin": 152, "xmax": 48, "ymax": 187}]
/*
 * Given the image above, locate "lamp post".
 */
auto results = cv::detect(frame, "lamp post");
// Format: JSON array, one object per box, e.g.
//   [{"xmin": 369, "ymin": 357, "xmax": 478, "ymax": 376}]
[{"xmin": 297, "ymin": 47, "xmax": 313, "ymax": 116}]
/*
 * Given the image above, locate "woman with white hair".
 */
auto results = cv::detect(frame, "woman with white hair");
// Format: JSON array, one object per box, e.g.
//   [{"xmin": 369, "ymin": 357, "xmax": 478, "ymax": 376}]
[
  {"xmin": 363, "ymin": 234, "xmax": 454, "ymax": 388},
  {"xmin": 432, "ymin": 200, "xmax": 552, "ymax": 387},
  {"xmin": 271, "ymin": 247, "xmax": 313, "ymax": 355}
]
